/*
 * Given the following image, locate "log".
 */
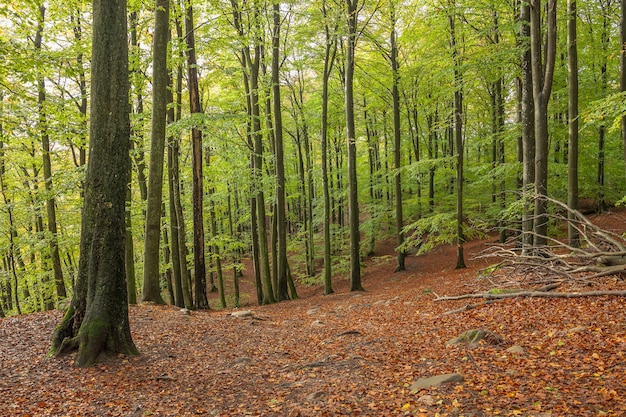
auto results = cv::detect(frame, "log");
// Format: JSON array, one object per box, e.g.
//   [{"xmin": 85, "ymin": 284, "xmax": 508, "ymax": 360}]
[{"xmin": 435, "ymin": 290, "xmax": 626, "ymax": 302}]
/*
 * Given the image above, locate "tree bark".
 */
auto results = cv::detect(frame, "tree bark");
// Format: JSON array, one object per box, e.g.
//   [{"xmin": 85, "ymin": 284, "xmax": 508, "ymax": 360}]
[
  {"xmin": 390, "ymin": 4, "xmax": 405, "ymax": 272},
  {"xmin": 184, "ymin": 0, "xmax": 208, "ymax": 309},
  {"xmin": 129, "ymin": 11, "xmax": 148, "ymax": 204},
  {"xmin": 321, "ymin": 0, "xmax": 337, "ymax": 295},
  {"xmin": 345, "ymin": 0, "xmax": 363, "ymax": 291},
  {"xmin": 621, "ymin": 0, "xmax": 626, "ymax": 177},
  {"xmin": 449, "ymin": 12, "xmax": 466, "ymax": 270},
  {"xmin": 50, "ymin": 0, "xmax": 138, "ymax": 367},
  {"xmin": 125, "ymin": 186, "xmax": 137, "ymax": 304},
  {"xmin": 142, "ymin": 0, "xmax": 169, "ymax": 305},
  {"xmin": 530, "ymin": 0, "xmax": 557, "ymax": 247},
  {"xmin": 519, "ymin": 0, "xmax": 535, "ymax": 250},
  {"xmin": 35, "ymin": 5, "xmax": 67, "ymax": 302},
  {"xmin": 567, "ymin": 0, "xmax": 579, "ymax": 247},
  {"xmin": 272, "ymin": 1, "xmax": 289, "ymax": 301}
]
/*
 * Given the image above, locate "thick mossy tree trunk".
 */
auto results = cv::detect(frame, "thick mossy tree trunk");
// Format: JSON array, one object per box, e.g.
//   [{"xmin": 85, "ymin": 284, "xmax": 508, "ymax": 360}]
[{"xmin": 50, "ymin": 0, "xmax": 138, "ymax": 367}]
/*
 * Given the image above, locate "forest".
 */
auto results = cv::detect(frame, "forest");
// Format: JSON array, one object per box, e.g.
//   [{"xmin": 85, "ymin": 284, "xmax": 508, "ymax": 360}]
[
  {"xmin": 2, "ymin": 0, "xmax": 626, "ymax": 356},
  {"xmin": 2, "ymin": 0, "xmax": 626, "ymax": 414}
]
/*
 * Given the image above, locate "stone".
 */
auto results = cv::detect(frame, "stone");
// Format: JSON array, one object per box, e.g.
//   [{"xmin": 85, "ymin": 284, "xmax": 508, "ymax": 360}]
[
  {"xmin": 306, "ymin": 306, "xmax": 320, "ymax": 315},
  {"xmin": 231, "ymin": 310, "xmax": 253, "ymax": 318},
  {"xmin": 447, "ymin": 329, "xmax": 504, "ymax": 347},
  {"xmin": 306, "ymin": 391, "xmax": 326, "ymax": 401},
  {"xmin": 567, "ymin": 326, "xmax": 586, "ymax": 334},
  {"xmin": 506, "ymin": 345, "xmax": 525, "ymax": 354},
  {"xmin": 416, "ymin": 394, "xmax": 436, "ymax": 405},
  {"xmin": 410, "ymin": 373, "xmax": 464, "ymax": 391}
]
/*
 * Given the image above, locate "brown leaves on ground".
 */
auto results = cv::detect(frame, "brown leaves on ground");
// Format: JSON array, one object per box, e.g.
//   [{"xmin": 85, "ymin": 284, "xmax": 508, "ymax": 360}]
[{"xmin": 2, "ymin": 210, "xmax": 626, "ymax": 416}]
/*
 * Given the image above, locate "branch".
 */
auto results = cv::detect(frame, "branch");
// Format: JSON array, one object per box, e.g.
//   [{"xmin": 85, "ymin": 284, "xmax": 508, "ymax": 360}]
[{"xmin": 435, "ymin": 290, "xmax": 626, "ymax": 301}]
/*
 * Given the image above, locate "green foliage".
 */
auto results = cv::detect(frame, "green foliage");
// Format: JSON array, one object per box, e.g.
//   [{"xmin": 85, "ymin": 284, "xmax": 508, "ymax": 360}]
[
  {"xmin": 399, "ymin": 212, "xmax": 458, "ymax": 255},
  {"xmin": 1, "ymin": 0, "xmax": 626, "ymax": 315}
]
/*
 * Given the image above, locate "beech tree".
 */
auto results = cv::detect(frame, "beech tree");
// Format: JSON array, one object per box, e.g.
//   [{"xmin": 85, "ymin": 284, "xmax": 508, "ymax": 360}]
[
  {"xmin": 50, "ymin": 0, "xmax": 139, "ymax": 366},
  {"xmin": 272, "ymin": 0, "xmax": 290, "ymax": 301},
  {"xmin": 34, "ymin": 4, "xmax": 67, "ymax": 302},
  {"xmin": 1, "ymin": 0, "xmax": 626, "ymax": 316},
  {"xmin": 568, "ymin": 0, "xmax": 579, "ymax": 247},
  {"xmin": 345, "ymin": 0, "xmax": 364, "ymax": 292},
  {"xmin": 389, "ymin": 1, "xmax": 406, "ymax": 272},
  {"xmin": 530, "ymin": 0, "xmax": 557, "ymax": 247},
  {"xmin": 142, "ymin": 0, "xmax": 169, "ymax": 305},
  {"xmin": 185, "ymin": 0, "xmax": 209, "ymax": 309},
  {"xmin": 320, "ymin": 0, "xmax": 339, "ymax": 295}
]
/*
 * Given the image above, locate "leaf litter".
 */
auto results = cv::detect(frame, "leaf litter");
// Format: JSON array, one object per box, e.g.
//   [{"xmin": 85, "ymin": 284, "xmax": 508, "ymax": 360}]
[{"xmin": 1, "ymin": 209, "xmax": 626, "ymax": 416}]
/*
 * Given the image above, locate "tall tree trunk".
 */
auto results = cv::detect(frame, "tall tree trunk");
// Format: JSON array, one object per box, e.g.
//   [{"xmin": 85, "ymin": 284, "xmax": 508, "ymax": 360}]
[
  {"xmin": 345, "ymin": 0, "xmax": 363, "ymax": 291},
  {"xmin": 125, "ymin": 186, "xmax": 137, "ymax": 304},
  {"xmin": 321, "ymin": 0, "xmax": 337, "ymax": 295},
  {"xmin": 390, "ymin": 4, "xmax": 405, "ymax": 272},
  {"xmin": 427, "ymin": 113, "xmax": 437, "ymax": 212},
  {"xmin": 567, "ymin": 0, "xmax": 579, "ymax": 247},
  {"xmin": 184, "ymin": 0, "xmax": 208, "ymax": 309},
  {"xmin": 51, "ymin": 0, "xmax": 138, "ymax": 366},
  {"xmin": 621, "ymin": 0, "xmax": 626, "ymax": 176},
  {"xmin": 34, "ymin": 6, "xmax": 67, "ymax": 302},
  {"xmin": 596, "ymin": 8, "xmax": 609, "ymax": 213},
  {"xmin": 530, "ymin": 0, "xmax": 557, "ymax": 247},
  {"xmin": 288, "ymin": 69, "xmax": 315, "ymax": 277},
  {"xmin": 167, "ymin": 63, "xmax": 185, "ymax": 308},
  {"xmin": 161, "ymin": 209, "xmax": 175, "ymax": 304},
  {"xmin": 142, "ymin": 0, "xmax": 169, "ymax": 305},
  {"xmin": 125, "ymin": 10, "xmax": 142, "ymax": 303},
  {"xmin": 230, "ymin": 0, "xmax": 274, "ymax": 304},
  {"xmin": 272, "ymin": 1, "xmax": 289, "ymax": 301},
  {"xmin": 129, "ymin": 11, "xmax": 148, "ymax": 203},
  {"xmin": 0, "ymin": 103, "xmax": 5, "ymax": 319},
  {"xmin": 519, "ymin": 0, "xmax": 535, "ymax": 250},
  {"xmin": 227, "ymin": 190, "xmax": 241, "ymax": 307},
  {"xmin": 0, "ymin": 111, "xmax": 21, "ymax": 315},
  {"xmin": 449, "ymin": 12, "xmax": 466, "ymax": 269},
  {"xmin": 363, "ymin": 99, "xmax": 378, "ymax": 257},
  {"xmin": 173, "ymin": 13, "xmax": 193, "ymax": 309},
  {"xmin": 209, "ymin": 195, "xmax": 226, "ymax": 308}
]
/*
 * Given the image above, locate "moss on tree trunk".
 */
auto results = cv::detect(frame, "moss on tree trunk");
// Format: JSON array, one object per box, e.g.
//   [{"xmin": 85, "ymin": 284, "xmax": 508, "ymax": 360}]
[{"xmin": 49, "ymin": 0, "xmax": 138, "ymax": 367}]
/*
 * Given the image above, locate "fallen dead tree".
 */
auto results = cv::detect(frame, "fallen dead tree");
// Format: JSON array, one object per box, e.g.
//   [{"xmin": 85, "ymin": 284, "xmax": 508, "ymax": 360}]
[
  {"xmin": 476, "ymin": 195, "xmax": 626, "ymax": 284},
  {"xmin": 437, "ymin": 196, "xmax": 626, "ymax": 313}
]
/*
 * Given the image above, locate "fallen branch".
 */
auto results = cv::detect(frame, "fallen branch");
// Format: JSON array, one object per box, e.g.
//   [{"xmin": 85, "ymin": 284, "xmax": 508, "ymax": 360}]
[
  {"xmin": 439, "ymin": 283, "xmax": 562, "ymax": 315},
  {"xmin": 435, "ymin": 289, "xmax": 626, "ymax": 301}
]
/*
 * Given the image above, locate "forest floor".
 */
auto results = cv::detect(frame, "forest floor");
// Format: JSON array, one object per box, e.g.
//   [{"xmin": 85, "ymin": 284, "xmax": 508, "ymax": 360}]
[{"xmin": 2, "ymin": 209, "xmax": 626, "ymax": 417}]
